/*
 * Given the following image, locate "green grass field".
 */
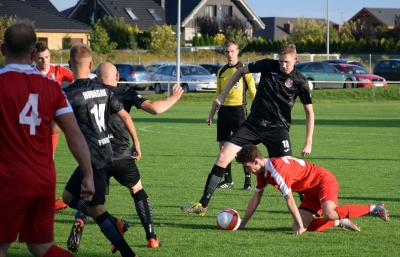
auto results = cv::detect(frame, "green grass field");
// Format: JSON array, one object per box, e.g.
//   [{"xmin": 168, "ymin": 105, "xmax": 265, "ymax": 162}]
[{"xmin": 8, "ymin": 87, "xmax": 400, "ymax": 256}]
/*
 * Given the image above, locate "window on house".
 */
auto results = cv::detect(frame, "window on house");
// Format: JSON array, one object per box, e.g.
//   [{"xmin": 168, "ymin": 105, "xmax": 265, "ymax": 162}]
[
  {"xmin": 221, "ymin": 6, "xmax": 232, "ymax": 17},
  {"xmin": 125, "ymin": 8, "xmax": 138, "ymax": 20},
  {"xmin": 205, "ymin": 5, "xmax": 216, "ymax": 17},
  {"xmin": 148, "ymin": 9, "xmax": 162, "ymax": 21}
]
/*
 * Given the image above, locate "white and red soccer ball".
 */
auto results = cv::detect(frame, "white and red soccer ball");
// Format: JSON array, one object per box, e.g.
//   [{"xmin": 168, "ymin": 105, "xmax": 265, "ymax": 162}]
[{"xmin": 216, "ymin": 208, "xmax": 241, "ymax": 231}]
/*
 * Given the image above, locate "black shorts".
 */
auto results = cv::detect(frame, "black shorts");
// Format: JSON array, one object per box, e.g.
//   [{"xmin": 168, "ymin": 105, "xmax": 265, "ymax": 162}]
[
  {"xmin": 106, "ymin": 158, "xmax": 140, "ymax": 188},
  {"xmin": 217, "ymin": 105, "xmax": 247, "ymax": 142},
  {"xmin": 227, "ymin": 120, "xmax": 292, "ymax": 157},
  {"xmin": 65, "ymin": 166, "xmax": 107, "ymax": 206}
]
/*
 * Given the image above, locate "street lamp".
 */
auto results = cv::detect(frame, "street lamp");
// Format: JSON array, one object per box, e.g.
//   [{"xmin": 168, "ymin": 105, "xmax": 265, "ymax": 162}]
[{"xmin": 326, "ymin": 0, "xmax": 329, "ymax": 59}]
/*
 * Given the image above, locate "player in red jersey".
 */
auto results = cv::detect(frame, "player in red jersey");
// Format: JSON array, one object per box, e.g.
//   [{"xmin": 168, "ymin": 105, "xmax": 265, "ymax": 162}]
[
  {"xmin": 0, "ymin": 20, "xmax": 94, "ymax": 257},
  {"xmin": 235, "ymin": 145, "xmax": 389, "ymax": 235},
  {"xmin": 34, "ymin": 41, "xmax": 75, "ymax": 212}
]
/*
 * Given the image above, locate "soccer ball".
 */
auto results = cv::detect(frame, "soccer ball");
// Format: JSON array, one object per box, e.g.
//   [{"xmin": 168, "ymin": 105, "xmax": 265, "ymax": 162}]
[{"xmin": 216, "ymin": 208, "xmax": 241, "ymax": 231}]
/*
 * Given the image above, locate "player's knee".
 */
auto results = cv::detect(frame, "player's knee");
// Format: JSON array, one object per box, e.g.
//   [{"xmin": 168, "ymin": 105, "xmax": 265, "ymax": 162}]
[{"xmin": 322, "ymin": 210, "xmax": 338, "ymax": 220}]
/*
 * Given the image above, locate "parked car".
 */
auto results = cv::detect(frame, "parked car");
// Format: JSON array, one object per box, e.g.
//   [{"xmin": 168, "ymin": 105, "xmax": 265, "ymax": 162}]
[
  {"xmin": 295, "ymin": 61, "xmax": 356, "ymax": 89},
  {"xmin": 330, "ymin": 63, "xmax": 387, "ymax": 88},
  {"xmin": 151, "ymin": 64, "xmax": 217, "ymax": 94},
  {"xmin": 322, "ymin": 59, "xmax": 365, "ymax": 68},
  {"xmin": 372, "ymin": 59, "xmax": 400, "ymax": 81},
  {"xmin": 114, "ymin": 63, "xmax": 150, "ymax": 89},
  {"xmin": 146, "ymin": 62, "xmax": 174, "ymax": 78},
  {"xmin": 199, "ymin": 64, "xmax": 223, "ymax": 76}
]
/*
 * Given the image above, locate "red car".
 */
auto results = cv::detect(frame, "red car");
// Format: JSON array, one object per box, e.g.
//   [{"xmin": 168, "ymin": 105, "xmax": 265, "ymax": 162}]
[{"xmin": 330, "ymin": 63, "xmax": 387, "ymax": 88}]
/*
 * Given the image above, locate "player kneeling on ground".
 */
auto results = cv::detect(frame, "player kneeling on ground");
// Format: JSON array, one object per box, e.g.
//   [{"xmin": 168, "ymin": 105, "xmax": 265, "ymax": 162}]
[{"xmin": 235, "ymin": 145, "xmax": 389, "ymax": 234}]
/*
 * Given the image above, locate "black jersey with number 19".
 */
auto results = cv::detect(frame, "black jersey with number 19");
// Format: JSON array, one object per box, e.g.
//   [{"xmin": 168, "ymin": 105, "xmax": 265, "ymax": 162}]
[
  {"xmin": 248, "ymin": 59, "xmax": 312, "ymax": 129},
  {"xmin": 63, "ymin": 78, "xmax": 123, "ymax": 169}
]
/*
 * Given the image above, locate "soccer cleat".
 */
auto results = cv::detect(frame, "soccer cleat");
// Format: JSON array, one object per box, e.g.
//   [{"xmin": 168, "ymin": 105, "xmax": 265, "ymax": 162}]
[
  {"xmin": 243, "ymin": 184, "xmax": 252, "ymax": 190},
  {"xmin": 371, "ymin": 203, "xmax": 389, "ymax": 221},
  {"xmin": 111, "ymin": 219, "xmax": 129, "ymax": 254},
  {"xmin": 67, "ymin": 219, "xmax": 84, "ymax": 252},
  {"xmin": 181, "ymin": 202, "xmax": 207, "ymax": 216},
  {"xmin": 218, "ymin": 181, "xmax": 234, "ymax": 189},
  {"xmin": 338, "ymin": 219, "xmax": 361, "ymax": 231},
  {"xmin": 148, "ymin": 238, "xmax": 161, "ymax": 248},
  {"xmin": 55, "ymin": 197, "xmax": 68, "ymax": 211}
]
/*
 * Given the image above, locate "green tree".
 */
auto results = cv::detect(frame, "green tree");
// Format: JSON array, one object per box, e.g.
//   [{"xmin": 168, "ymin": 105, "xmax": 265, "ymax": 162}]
[
  {"xmin": 289, "ymin": 17, "xmax": 326, "ymax": 42},
  {"xmin": 100, "ymin": 16, "xmax": 136, "ymax": 49},
  {"xmin": 145, "ymin": 24, "xmax": 176, "ymax": 55},
  {"xmin": 192, "ymin": 34, "xmax": 199, "ymax": 46},
  {"xmin": 199, "ymin": 35, "xmax": 205, "ymax": 46},
  {"xmin": 62, "ymin": 33, "xmax": 73, "ymax": 50},
  {"xmin": 89, "ymin": 19, "xmax": 117, "ymax": 54},
  {"xmin": 0, "ymin": 15, "xmax": 18, "ymax": 43},
  {"xmin": 204, "ymin": 34, "xmax": 210, "ymax": 46},
  {"xmin": 224, "ymin": 27, "xmax": 247, "ymax": 50},
  {"xmin": 339, "ymin": 21, "xmax": 356, "ymax": 42}
]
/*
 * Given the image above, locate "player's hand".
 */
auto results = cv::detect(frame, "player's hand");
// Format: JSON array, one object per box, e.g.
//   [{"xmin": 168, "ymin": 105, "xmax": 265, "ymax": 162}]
[
  {"xmin": 131, "ymin": 144, "xmax": 142, "ymax": 161},
  {"xmin": 206, "ymin": 118, "xmax": 212, "ymax": 126},
  {"xmin": 171, "ymin": 84, "xmax": 184, "ymax": 99},
  {"xmin": 301, "ymin": 144, "xmax": 312, "ymax": 157},
  {"xmin": 81, "ymin": 177, "xmax": 95, "ymax": 202},
  {"xmin": 293, "ymin": 227, "xmax": 307, "ymax": 235}
]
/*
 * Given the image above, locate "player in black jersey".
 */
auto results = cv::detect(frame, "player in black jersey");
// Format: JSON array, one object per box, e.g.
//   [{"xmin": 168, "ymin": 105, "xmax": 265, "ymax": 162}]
[
  {"xmin": 68, "ymin": 62, "xmax": 183, "ymax": 250},
  {"xmin": 62, "ymin": 44, "xmax": 139, "ymax": 257},
  {"xmin": 207, "ymin": 40, "xmax": 256, "ymax": 190},
  {"xmin": 182, "ymin": 43, "xmax": 314, "ymax": 216}
]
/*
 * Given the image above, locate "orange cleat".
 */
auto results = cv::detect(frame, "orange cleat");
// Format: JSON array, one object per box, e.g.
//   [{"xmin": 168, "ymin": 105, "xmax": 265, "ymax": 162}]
[
  {"xmin": 111, "ymin": 219, "xmax": 129, "ymax": 253},
  {"xmin": 55, "ymin": 197, "xmax": 68, "ymax": 211}
]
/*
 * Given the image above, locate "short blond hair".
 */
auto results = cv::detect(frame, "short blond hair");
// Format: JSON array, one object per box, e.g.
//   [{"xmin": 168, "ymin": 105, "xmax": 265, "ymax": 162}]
[
  {"xmin": 69, "ymin": 43, "xmax": 92, "ymax": 69},
  {"xmin": 278, "ymin": 43, "xmax": 297, "ymax": 56},
  {"xmin": 223, "ymin": 39, "xmax": 238, "ymax": 49}
]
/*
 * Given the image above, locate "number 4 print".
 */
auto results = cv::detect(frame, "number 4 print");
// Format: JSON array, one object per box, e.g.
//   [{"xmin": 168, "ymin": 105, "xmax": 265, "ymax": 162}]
[{"xmin": 19, "ymin": 94, "xmax": 42, "ymax": 135}]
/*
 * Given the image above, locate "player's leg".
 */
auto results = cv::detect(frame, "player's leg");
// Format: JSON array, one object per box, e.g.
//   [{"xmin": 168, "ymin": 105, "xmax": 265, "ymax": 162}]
[{"xmin": 217, "ymin": 141, "xmax": 234, "ymax": 189}]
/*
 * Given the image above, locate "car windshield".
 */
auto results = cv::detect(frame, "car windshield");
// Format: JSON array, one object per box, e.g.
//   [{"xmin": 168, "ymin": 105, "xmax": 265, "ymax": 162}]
[
  {"xmin": 350, "ymin": 67, "xmax": 368, "ymax": 74},
  {"xmin": 181, "ymin": 66, "xmax": 211, "ymax": 75},
  {"xmin": 130, "ymin": 65, "xmax": 147, "ymax": 72}
]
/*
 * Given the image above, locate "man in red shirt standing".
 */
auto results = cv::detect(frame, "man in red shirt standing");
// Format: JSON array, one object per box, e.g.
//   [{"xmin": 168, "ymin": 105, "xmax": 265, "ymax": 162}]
[
  {"xmin": 0, "ymin": 20, "xmax": 94, "ymax": 257},
  {"xmin": 34, "ymin": 41, "xmax": 74, "ymax": 211},
  {"xmin": 235, "ymin": 145, "xmax": 389, "ymax": 234}
]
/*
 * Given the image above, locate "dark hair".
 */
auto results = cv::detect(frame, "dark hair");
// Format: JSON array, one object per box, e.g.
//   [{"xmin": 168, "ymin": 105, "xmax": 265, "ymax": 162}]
[
  {"xmin": 235, "ymin": 145, "xmax": 264, "ymax": 164},
  {"xmin": 35, "ymin": 41, "xmax": 49, "ymax": 53},
  {"xmin": 4, "ymin": 19, "xmax": 36, "ymax": 59}
]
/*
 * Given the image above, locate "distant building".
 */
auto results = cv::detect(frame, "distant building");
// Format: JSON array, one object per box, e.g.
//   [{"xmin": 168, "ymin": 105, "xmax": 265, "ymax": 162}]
[
  {"xmin": 252, "ymin": 17, "xmax": 340, "ymax": 41},
  {"xmin": 348, "ymin": 7, "xmax": 400, "ymax": 29}
]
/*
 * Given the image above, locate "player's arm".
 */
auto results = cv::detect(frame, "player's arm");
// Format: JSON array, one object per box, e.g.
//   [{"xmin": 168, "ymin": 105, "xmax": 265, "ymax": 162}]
[
  {"xmin": 140, "ymin": 84, "xmax": 183, "ymax": 115},
  {"xmin": 301, "ymin": 104, "xmax": 314, "ymax": 157},
  {"xmin": 284, "ymin": 192, "xmax": 306, "ymax": 235},
  {"xmin": 60, "ymin": 65, "xmax": 74, "ymax": 83},
  {"xmin": 244, "ymin": 73, "xmax": 257, "ymax": 101},
  {"xmin": 207, "ymin": 70, "xmax": 222, "ymax": 126},
  {"xmin": 239, "ymin": 189, "xmax": 263, "ymax": 229},
  {"xmin": 52, "ymin": 120, "xmax": 60, "ymax": 134},
  {"xmin": 54, "ymin": 113, "xmax": 94, "ymax": 201},
  {"xmin": 116, "ymin": 109, "xmax": 141, "ymax": 160},
  {"xmin": 216, "ymin": 66, "xmax": 250, "ymax": 106}
]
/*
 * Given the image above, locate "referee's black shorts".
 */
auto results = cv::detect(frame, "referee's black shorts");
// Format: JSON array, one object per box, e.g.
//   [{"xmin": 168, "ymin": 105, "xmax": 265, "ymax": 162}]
[
  {"xmin": 65, "ymin": 166, "xmax": 107, "ymax": 206},
  {"xmin": 227, "ymin": 120, "xmax": 292, "ymax": 157},
  {"xmin": 106, "ymin": 157, "xmax": 140, "ymax": 188},
  {"xmin": 217, "ymin": 105, "xmax": 247, "ymax": 142}
]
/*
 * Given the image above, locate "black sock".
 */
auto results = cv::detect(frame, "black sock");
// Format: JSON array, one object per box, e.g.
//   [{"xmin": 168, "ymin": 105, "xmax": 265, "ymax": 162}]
[
  {"xmin": 94, "ymin": 211, "xmax": 135, "ymax": 256},
  {"xmin": 199, "ymin": 164, "xmax": 225, "ymax": 208},
  {"xmin": 132, "ymin": 189, "xmax": 156, "ymax": 240},
  {"xmin": 69, "ymin": 197, "xmax": 89, "ymax": 216},
  {"xmin": 224, "ymin": 163, "xmax": 232, "ymax": 183},
  {"xmin": 243, "ymin": 166, "xmax": 251, "ymax": 185},
  {"xmin": 75, "ymin": 210, "xmax": 91, "ymax": 224}
]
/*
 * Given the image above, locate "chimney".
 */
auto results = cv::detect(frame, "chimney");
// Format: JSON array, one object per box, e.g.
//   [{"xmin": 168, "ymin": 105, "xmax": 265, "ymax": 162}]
[{"xmin": 284, "ymin": 22, "xmax": 293, "ymax": 34}]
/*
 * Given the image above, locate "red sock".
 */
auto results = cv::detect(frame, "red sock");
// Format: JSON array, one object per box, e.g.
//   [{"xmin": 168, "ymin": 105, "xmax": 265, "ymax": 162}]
[
  {"xmin": 307, "ymin": 218, "xmax": 335, "ymax": 232},
  {"xmin": 43, "ymin": 245, "xmax": 74, "ymax": 257},
  {"xmin": 335, "ymin": 205, "xmax": 370, "ymax": 219}
]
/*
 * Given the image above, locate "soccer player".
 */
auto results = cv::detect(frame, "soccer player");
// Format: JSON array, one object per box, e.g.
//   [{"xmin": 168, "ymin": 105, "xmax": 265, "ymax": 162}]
[
  {"xmin": 181, "ymin": 42, "xmax": 314, "ymax": 216},
  {"xmin": 235, "ymin": 144, "xmax": 389, "ymax": 234},
  {"xmin": 67, "ymin": 62, "xmax": 183, "ymax": 251},
  {"xmin": 34, "ymin": 41, "xmax": 75, "ymax": 211},
  {"xmin": 62, "ymin": 44, "xmax": 139, "ymax": 256},
  {"xmin": 207, "ymin": 39, "xmax": 256, "ymax": 190},
  {"xmin": 0, "ymin": 20, "xmax": 94, "ymax": 257}
]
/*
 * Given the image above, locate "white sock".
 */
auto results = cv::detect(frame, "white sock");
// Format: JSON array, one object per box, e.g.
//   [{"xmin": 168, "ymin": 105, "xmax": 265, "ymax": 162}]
[
  {"xmin": 369, "ymin": 205, "xmax": 376, "ymax": 213},
  {"xmin": 334, "ymin": 220, "xmax": 340, "ymax": 226}
]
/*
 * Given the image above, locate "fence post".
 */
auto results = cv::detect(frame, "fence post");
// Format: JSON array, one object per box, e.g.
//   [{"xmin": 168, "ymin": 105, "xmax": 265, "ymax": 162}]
[{"xmin": 369, "ymin": 54, "xmax": 372, "ymax": 72}]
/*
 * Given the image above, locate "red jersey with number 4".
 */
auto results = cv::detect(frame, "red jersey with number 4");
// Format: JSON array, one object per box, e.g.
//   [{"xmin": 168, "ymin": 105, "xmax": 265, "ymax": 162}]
[
  {"xmin": 0, "ymin": 64, "xmax": 72, "ymax": 197},
  {"xmin": 35, "ymin": 64, "xmax": 74, "ymax": 86},
  {"xmin": 255, "ymin": 157, "xmax": 335, "ymax": 197}
]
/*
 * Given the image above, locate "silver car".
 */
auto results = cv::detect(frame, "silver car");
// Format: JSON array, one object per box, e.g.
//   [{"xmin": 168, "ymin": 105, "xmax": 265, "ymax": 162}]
[{"xmin": 151, "ymin": 64, "xmax": 217, "ymax": 94}]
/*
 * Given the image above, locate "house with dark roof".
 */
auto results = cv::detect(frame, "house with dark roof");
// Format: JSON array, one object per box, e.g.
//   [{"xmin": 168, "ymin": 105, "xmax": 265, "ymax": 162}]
[
  {"xmin": 0, "ymin": 0, "xmax": 91, "ymax": 50},
  {"xmin": 65, "ymin": 0, "xmax": 264, "ymax": 44},
  {"xmin": 348, "ymin": 7, "xmax": 400, "ymax": 29},
  {"xmin": 253, "ymin": 17, "xmax": 340, "ymax": 41}
]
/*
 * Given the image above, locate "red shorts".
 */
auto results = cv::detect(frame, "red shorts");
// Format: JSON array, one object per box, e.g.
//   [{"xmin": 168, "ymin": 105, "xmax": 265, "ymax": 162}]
[
  {"xmin": 298, "ymin": 174, "xmax": 339, "ymax": 215},
  {"xmin": 52, "ymin": 133, "xmax": 59, "ymax": 152},
  {"xmin": 0, "ymin": 194, "xmax": 54, "ymax": 244}
]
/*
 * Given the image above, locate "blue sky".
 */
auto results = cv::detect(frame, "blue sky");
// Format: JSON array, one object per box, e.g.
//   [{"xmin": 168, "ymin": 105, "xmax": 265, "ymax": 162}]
[{"xmin": 50, "ymin": 0, "xmax": 399, "ymax": 24}]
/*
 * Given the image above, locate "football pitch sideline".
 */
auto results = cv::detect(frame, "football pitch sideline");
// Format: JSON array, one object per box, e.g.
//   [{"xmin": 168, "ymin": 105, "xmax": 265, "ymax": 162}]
[{"xmin": 9, "ymin": 98, "xmax": 400, "ymax": 257}]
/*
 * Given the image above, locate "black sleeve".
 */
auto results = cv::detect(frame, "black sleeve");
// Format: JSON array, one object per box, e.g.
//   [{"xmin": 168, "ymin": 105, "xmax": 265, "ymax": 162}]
[
  {"xmin": 109, "ymin": 90, "xmax": 124, "ymax": 114},
  {"xmin": 248, "ymin": 58, "xmax": 277, "ymax": 74},
  {"xmin": 124, "ymin": 88, "xmax": 147, "ymax": 110}
]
